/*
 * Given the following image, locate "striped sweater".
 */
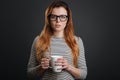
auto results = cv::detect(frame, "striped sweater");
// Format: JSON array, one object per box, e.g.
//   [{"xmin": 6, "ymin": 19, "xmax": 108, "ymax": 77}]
[{"xmin": 27, "ymin": 36, "xmax": 87, "ymax": 80}]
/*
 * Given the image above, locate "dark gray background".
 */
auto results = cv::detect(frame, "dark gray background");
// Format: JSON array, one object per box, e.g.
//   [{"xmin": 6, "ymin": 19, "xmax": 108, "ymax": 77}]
[{"xmin": 0, "ymin": 0, "xmax": 119, "ymax": 80}]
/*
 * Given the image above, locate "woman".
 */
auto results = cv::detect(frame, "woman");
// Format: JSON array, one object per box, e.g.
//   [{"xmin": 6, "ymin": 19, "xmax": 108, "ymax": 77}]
[{"xmin": 27, "ymin": 0, "xmax": 87, "ymax": 80}]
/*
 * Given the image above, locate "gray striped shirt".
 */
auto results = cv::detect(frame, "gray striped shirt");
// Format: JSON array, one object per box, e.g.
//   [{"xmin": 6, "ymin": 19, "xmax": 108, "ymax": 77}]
[{"xmin": 27, "ymin": 36, "xmax": 87, "ymax": 80}]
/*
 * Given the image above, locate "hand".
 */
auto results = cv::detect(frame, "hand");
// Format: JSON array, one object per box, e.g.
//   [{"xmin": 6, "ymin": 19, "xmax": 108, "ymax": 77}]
[
  {"xmin": 56, "ymin": 58, "xmax": 70, "ymax": 70},
  {"xmin": 40, "ymin": 58, "xmax": 50, "ymax": 69}
]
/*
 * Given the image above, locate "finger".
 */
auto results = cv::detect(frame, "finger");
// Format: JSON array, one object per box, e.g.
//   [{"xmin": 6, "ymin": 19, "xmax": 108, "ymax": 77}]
[
  {"xmin": 44, "ymin": 63, "xmax": 49, "ymax": 67},
  {"xmin": 55, "ymin": 59, "xmax": 67, "ymax": 66},
  {"xmin": 41, "ymin": 59, "xmax": 50, "ymax": 64},
  {"xmin": 57, "ymin": 58, "xmax": 64, "ymax": 61},
  {"xmin": 54, "ymin": 63, "xmax": 62, "ymax": 66},
  {"xmin": 57, "ymin": 65, "xmax": 67, "ymax": 70},
  {"xmin": 62, "ymin": 66, "xmax": 68, "ymax": 69},
  {"xmin": 42, "ymin": 66, "xmax": 49, "ymax": 69},
  {"xmin": 41, "ymin": 58, "xmax": 49, "ymax": 61},
  {"xmin": 41, "ymin": 61, "xmax": 44, "ymax": 64},
  {"xmin": 41, "ymin": 63, "xmax": 49, "ymax": 68},
  {"xmin": 56, "ymin": 58, "xmax": 64, "ymax": 63},
  {"xmin": 41, "ymin": 61, "xmax": 49, "ymax": 65}
]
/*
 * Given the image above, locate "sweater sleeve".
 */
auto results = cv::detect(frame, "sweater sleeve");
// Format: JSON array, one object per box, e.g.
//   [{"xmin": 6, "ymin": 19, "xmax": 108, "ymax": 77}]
[
  {"xmin": 27, "ymin": 36, "xmax": 41, "ymax": 79},
  {"xmin": 76, "ymin": 37, "xmax": 87, "ymax": 80}
]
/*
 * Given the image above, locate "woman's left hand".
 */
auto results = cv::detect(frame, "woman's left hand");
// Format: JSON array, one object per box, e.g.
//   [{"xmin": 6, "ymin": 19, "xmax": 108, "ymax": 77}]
[{"xmin": 56, "ymin": 58, "xmax": 70, "ymax": 70}]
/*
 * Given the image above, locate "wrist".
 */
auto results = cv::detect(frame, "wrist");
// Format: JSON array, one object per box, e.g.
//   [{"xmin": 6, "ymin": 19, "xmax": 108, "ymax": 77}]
[{"xmin": 66, "ymin": 65, "xmax": 72, "ymax": 71}]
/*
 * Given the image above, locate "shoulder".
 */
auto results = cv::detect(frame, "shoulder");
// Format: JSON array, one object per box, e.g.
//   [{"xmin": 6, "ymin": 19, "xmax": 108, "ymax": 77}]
[
  {"xmin": 34, "ymin": 35, "xmax": 39, "ymax": 41},
  {"xmin": 33, "ymin": 35, "xmax": 40, "ymax": 44},
  {"xmin": 74, "ymin": 35, "xmax": 84, "ymax": 45},
  {"xmin": 74, "ymin": 35, "xmax": 82, "ymax": 41}
]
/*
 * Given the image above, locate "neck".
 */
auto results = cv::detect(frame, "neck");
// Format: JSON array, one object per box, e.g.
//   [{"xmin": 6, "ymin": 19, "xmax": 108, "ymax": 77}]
[{"xmin": 53, "ymin": 31, "xmax": 64, "ymax": 38}]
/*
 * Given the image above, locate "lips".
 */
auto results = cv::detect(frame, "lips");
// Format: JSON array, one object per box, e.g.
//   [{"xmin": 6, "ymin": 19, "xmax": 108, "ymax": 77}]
[
  {"xmin": 55, "ymin": 24, "xmax": 61, "ymax": 27},
  {"xmin": 55, "ymin": 24, "xmax": 61, "ymax": 26}
]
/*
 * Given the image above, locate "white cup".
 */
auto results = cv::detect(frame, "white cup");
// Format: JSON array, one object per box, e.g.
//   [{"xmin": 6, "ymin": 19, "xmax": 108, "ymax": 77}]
[{"xmin": 51, "ymin": 55, "xmax": 63, "ymax": 72}]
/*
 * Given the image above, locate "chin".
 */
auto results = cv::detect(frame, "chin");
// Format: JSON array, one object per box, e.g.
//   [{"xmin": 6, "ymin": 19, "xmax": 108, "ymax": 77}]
[
  {"xmin": 54, "ymin": 29, "xmax": 62, "ymax": 32},
  {"xmin": 54, "ymin": 28, "xmax": 62, "ymax": 31}
]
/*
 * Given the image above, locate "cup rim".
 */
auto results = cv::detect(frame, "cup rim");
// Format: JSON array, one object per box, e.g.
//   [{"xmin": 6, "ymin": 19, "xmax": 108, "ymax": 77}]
[{"xmin": 51, "ymin": 55, "xmax": 63, "ymax": 58}]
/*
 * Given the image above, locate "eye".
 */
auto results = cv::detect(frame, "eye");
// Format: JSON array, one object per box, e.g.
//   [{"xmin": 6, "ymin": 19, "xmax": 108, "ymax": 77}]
[
  {"xmin": 50, "ymin": 15, "xmax": 56, "ymax": 19},
  {"xmin": 60, "ymin": 15, "xmax": 66, "ymax": 19}
]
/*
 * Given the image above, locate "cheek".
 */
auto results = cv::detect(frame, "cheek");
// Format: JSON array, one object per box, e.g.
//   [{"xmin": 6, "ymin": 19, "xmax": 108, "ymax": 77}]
[
  {"xmin": 50, "ymin": 21, "xmax": 55, "ymax": 27},
  {"xmin": 62, "ymin": 22, "xmax": 67, "ymax": 27}
]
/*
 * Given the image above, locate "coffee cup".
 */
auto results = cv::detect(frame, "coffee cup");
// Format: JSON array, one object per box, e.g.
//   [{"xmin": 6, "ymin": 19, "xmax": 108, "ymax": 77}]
[{"xmin": 51, "ymin": 55, "xmax": 63, "ymax": 72}]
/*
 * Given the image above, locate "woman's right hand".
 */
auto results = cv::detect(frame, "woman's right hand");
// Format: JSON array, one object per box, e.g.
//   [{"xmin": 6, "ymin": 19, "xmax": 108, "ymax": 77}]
[{"xmin": 40, "ymin": 58, "xmax": 50, "ymax": 69}]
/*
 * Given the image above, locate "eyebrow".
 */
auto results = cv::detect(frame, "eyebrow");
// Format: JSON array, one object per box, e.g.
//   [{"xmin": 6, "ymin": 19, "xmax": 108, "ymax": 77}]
[{"xmin": 51, "ymin": 14, "xmax": 67, "ymax": 16}]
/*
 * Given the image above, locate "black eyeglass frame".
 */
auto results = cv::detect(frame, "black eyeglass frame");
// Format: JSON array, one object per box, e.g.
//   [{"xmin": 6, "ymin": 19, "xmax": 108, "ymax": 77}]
[{"xmin": 49, "ymin": 14, "xmax": 68, "ymax": 22}]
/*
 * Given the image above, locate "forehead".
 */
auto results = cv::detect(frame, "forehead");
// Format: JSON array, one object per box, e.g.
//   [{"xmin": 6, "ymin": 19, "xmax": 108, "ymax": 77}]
[{"xmin": 51, "ymin": 7, "xmax": 67, "ymax": 15}]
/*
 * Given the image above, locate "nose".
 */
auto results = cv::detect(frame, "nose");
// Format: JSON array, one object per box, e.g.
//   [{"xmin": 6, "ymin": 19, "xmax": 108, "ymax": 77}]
[{"xmin": 56, "ymin": 17, "xmax": 60, "ymax": 22}]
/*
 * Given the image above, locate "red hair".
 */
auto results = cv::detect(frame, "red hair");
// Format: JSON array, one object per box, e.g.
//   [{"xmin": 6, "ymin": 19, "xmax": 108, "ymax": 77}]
[{"xmin": 36, "ymin": 0, "xmax": 79, "ymax": 67}]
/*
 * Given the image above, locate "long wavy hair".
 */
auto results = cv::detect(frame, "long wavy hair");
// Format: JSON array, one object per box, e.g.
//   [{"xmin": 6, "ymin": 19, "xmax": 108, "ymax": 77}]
[{"xmin": 36, "ymin": 0, "xmax": 79, "ymax": 67}]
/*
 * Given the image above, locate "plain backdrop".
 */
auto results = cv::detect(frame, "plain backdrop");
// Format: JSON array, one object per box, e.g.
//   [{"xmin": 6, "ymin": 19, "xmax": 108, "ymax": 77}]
[{"xmin": 0, "ymin": 0, "xmax": 120, "ymax": 80}]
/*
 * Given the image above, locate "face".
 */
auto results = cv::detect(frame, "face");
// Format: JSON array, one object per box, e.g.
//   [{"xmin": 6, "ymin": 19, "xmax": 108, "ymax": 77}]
[{"xmin": 50, "ymin": 7, "xmax": 68, "ymax": 32}]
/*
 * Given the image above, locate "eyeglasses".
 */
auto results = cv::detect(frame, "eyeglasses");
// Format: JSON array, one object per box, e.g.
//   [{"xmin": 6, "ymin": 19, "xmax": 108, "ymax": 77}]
[{"xmin": 49, "ymin": 14, "xmax": 68, "ymax": 22}]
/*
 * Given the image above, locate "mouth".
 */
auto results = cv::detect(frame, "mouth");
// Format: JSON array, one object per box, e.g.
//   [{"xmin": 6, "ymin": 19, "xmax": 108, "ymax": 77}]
[{"xmin": 55, "ymin": 24, "xmax": 61, "ymax": 27}]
